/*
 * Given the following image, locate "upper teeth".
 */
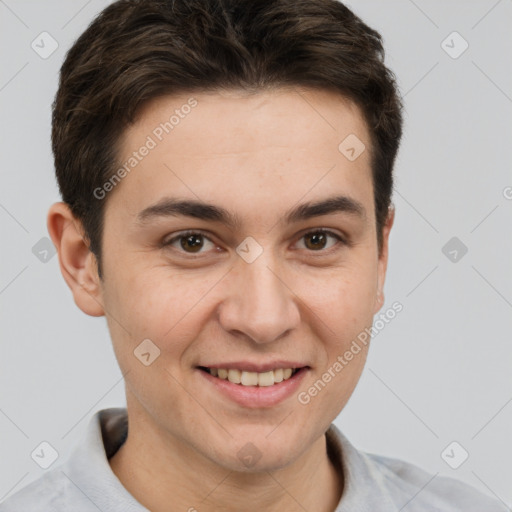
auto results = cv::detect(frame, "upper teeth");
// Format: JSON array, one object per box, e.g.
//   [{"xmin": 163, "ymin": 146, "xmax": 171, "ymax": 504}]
[{"xmin": 209, "ymin": 368, "xmax": 295, "ymax": 386}]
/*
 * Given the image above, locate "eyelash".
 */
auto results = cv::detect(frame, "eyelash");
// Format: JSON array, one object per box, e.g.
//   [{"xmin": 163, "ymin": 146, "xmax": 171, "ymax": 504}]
[{"xmin": 162, "ymin": 228, "xmax": 347, "ymax": 257}]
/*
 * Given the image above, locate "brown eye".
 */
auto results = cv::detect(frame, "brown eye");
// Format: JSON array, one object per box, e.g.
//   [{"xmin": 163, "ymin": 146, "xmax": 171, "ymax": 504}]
[
  {"xmin": 297, "ymin": 229, "xmax": 344, "ymax": 252},
  {"xmin": 180, "ymin": 233, "xmax": 205, "ymax": 253},
  {"xmin": 304, "ymin": 231, "xmax": 327, "ymax": 250},
  {"xmin": 164, "ymin": 231, "xmax": 216, "ymax": 255}
]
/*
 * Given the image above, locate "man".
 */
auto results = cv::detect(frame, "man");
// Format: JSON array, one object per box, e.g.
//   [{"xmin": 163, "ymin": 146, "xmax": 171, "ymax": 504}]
[{"xmin": 0, "ymin": 0, "xmax": 507, "ymax": 510}]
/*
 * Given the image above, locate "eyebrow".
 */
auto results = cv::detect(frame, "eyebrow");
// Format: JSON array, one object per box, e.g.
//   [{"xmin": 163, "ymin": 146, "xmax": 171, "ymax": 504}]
[{"xmin": 136, "ymin": 194, "xmax": 366, "ymax": 230}]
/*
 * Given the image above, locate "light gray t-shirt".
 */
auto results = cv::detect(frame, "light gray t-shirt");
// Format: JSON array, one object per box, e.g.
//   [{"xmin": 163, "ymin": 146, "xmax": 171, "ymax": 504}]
[{"xmin": 0, "ymin": 407, "xmax": 507, "ymax": 511}]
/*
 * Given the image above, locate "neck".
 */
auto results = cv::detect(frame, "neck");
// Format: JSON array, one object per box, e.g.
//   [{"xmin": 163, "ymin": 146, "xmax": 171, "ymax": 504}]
[{"xmin": 109, "ymin": 407, "xmax": 343, "ymax": 512}]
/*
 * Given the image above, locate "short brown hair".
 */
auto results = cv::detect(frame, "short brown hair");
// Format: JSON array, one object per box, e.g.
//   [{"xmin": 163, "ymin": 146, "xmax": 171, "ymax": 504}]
[{"xmin": 52, "ymin": 0, "xmax": 403, "ymax": 279}]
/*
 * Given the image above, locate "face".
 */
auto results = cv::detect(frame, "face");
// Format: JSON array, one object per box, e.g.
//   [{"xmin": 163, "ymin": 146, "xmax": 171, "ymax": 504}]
[{"xmin": 80, "ymin": 87, "xmax": 392, "ymax": 471}]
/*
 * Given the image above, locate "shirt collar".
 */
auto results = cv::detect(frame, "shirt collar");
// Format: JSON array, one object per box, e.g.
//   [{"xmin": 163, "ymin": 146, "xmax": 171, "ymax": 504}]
[
  {"xmin": 326, "ymin": 423, "xmax": 397, "ymax": 511},
  {"xmin": 63, "ymin": 408, "xmax": 149, "ymax": 512},
  {"xmin": 64, "ymin": 407, "xmax": 395, "ymax": 511}
]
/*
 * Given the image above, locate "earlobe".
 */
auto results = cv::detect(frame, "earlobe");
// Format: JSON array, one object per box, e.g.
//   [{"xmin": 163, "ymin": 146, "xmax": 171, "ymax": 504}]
[
  {"xmin": 374, "ymin": 204, "xmax": 395, "ymax": 314},
  {"xmin": 47, "ymin": 202, "xmax": 105, "ymax": 317},
  {"xmin": 373, "ymin": 289, "xmax": 384, "ymax": 313}
]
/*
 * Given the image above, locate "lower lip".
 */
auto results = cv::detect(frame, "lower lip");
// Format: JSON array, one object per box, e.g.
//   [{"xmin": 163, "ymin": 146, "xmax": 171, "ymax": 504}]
[{"xmin": 196, "ymin": 367, "xmax": 309, "ymax": 408}]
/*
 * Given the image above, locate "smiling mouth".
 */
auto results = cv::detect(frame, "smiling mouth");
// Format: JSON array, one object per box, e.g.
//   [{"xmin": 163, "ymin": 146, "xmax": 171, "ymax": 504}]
[{"xmin": 197, "ymin": 366, "xmax": 304, "ymax": 387}]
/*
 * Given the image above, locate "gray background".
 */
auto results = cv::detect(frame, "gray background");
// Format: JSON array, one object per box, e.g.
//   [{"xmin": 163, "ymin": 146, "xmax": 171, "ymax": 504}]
[{"xmin": 1, "ymin": 0, "xmax": 511, "ymax": 507}]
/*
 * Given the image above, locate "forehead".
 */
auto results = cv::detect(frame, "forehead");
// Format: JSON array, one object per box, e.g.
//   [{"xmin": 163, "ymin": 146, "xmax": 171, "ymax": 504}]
[
  {"xmin": 126, "ymin": 87, "xmax": 370, "ymax": 156},
  {"xmin": 106, "ymin": 87, "xmax": 374, "ymax": 226}
]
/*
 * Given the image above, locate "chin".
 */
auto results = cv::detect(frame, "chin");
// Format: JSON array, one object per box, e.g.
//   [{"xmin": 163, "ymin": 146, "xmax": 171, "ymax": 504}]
[
  {"xmin": 207, "ymin": 430, "xmax": 303, "ymax": 473},
  {"xmin": 227, "ymin": 450, "xmax": 298, "ymax": 474}
]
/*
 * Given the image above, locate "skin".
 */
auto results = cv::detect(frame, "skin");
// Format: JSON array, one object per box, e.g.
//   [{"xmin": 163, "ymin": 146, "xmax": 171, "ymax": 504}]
[{"xmin": 48, "ymin": 87, "xmax": 394, "ymax": 512}]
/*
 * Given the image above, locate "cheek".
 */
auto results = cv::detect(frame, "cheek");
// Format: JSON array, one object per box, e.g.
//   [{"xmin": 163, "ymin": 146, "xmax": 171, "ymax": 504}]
[
  {"xmin": 103, "ymin": 264, "xmax": 224, "ymax": 355},
  {"xmin": 294, "ymin": 262, "xmax": 378, "ymax": 332}
]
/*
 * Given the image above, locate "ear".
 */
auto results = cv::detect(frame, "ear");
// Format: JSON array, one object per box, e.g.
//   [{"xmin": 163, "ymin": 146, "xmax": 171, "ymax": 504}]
[
  {"xmin": 373, "ymin": 204, "xmax": 395, "ymax": 314},
  {"xmin": 47, "ymin": 202, "xmax": 105, "ymax": 317}
]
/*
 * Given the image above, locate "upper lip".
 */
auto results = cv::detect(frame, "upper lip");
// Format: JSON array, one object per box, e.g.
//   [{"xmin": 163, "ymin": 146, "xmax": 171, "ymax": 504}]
[{"xmin": 197, "ymin": 361, "xmax": 310, "ymax": 373}]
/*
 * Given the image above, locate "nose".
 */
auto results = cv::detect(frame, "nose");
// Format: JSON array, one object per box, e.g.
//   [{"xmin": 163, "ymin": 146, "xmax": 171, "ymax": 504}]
[{"xmin": 217, "ymin": 250, "xmax": 301, "ymax": 345}]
